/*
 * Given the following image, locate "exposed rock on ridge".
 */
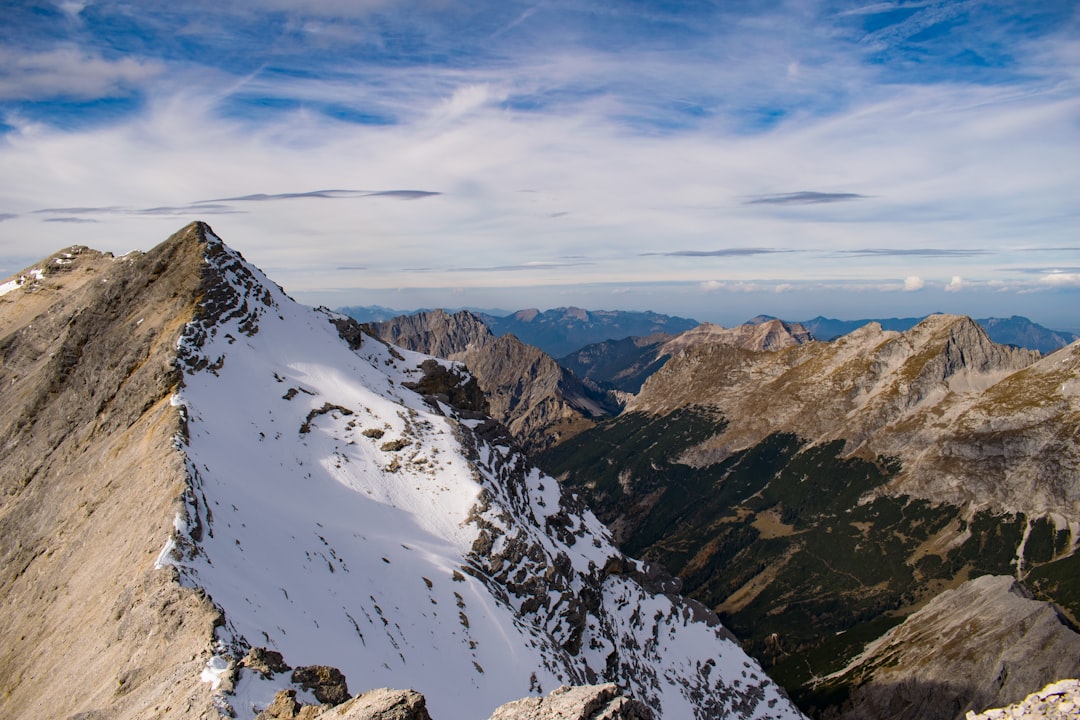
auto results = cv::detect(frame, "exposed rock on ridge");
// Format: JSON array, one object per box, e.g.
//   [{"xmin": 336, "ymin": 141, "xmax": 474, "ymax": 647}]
[
  {"xmin": 630, "ymin": 314, "xmax": 1052, "ymax": 517},
  {"xmin": 659, "ymin": 319, "xmax": 813, "ymax": 356},
  {"xmin": 0, "ymin": 225, "xmax": 223, "ymax": 719},
  {"xmin": 966, "ymin": 679, "xmax": 1080, "ymax": 720},
  {"xmin": 371, "ymin": 309, "xmax": 617, "ymax": 451}
]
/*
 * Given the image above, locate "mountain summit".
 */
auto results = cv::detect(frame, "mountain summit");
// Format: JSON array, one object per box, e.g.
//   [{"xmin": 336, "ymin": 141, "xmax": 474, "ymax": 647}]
[{"xmin": 0, "ymin": 223, "xmax": 801, "ymax": 720}]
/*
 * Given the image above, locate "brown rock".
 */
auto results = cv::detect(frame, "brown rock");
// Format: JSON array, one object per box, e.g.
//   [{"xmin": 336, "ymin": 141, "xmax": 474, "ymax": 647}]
[
  {"xmin": 291, "ymin": 665, "xmax": 350, "ymax": 706},
  {"xmin": 487, "ymin": 683, "xmax": 653, "ymax": 720},
  {"xmin": 242, "ymin": 647, "xmax": 292, "ymax": 678},
  {"xmin": 256, "ymin": 689, "xmax": 302, "ymax": 719},
  {"xmin": 321, "ymin": 688, "xmax": 432, "ymax": 720}
]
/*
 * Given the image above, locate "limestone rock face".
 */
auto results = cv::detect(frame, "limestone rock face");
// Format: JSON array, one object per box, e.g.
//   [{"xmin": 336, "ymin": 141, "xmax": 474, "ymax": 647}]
[
  {"xmin": 629, "ymin": 313, "xmax": 1059, "ymax": 518},
  {"xmin": 659, "ymin": 319, "xmax": 813, "ymax": 356},
  {"xmin": 821, "ymin": 576, "xmax": 1080, "ymax": 720},
  {"xmin": 0, "ymin": 226, "xmax": 221, "ymax": 720},
  {"xmin": 371, "ymin": 310, "xmax": 617, "ymax": 451},
  {"xmin": 326, "ymin": 688, "xmax": 432, "ymax": 720},
  {"xmin": 487, "ymin": 683, "xmax": 653, "ymax": 720}
]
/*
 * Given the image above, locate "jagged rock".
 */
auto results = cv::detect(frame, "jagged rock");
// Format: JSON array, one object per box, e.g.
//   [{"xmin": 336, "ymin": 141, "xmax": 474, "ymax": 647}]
[
  {"xmin": 966, "ymin": 679, "xmax": 1080, "ymax": 720},
  {"xmin": 322, "ymin": 688, "xmax": 431, "ymax": 719},
  {"xmin": 628, "ymin": 313, "xmax": 1052, "ymax": 516},
  {"xmin": 242, "ymin": 647, "xmax": 291, "ymax": 678},
  {"xmin": 255, "ymin": 689, "xmax": 302, "ymax": 719},
  {"xmin": 487, "ymin": 683, "xmax": 653, "ymax": 720},
  {"xmin": 291, "ymin": 666, "xmax": 350, "ymax": 706},
  {"xmin": 370, "ymin": 310, "xmax": 618, "ymax": 452},
  {"xmin": 660, "ymin": 319, "xmax": 813, "ymax": 356}
]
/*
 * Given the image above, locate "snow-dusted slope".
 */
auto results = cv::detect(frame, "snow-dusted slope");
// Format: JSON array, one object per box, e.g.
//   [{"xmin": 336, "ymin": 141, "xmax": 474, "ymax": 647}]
[{"xmin": 163, "ymin": 224, "xmax": 801, "ymax": 720}]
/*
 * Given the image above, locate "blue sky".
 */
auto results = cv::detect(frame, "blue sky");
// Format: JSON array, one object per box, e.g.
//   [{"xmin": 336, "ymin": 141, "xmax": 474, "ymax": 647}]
[{"xmin": 1, "ymin": 1, "xmax": 1079, "ymax": 329}]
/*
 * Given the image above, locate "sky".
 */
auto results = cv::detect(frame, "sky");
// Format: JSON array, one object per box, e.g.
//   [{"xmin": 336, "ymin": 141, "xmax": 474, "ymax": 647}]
[{"xmin": 1, "ymin": 0, "xmax": 1078, "ymax": 329}]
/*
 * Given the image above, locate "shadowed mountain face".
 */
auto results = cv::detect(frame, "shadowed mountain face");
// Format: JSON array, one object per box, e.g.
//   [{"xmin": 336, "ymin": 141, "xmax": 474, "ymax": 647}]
[
  {"xmin": 538, "ymin": 315, "xmax": 1080, "ymax": 719},
  {"xmin": 0, "ymin": 223, "xmax": 802, "ymax": 720},
  {"xmin": 561, "ymin": 319, "xmax": 814, "ymax": 395}
]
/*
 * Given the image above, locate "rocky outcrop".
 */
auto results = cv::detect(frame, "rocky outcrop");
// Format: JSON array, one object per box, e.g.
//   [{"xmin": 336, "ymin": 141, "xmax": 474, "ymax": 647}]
[
  {"xmin": 487, "ymin": 683, "xmax": 653, "ymax": 720},
  {"xmin": 292, "ymin": 665, "xmax": 350, "ymax": 706},
  {"xmin": 820, "ymin": 576, "xmax": 1080, "ymax": 720},
  {"xmin": 372, "ymin": 310, "xmax": 618, "ymax": 452},
  {"xmin": 966, "ymin": 679, "xmax": 1080, "ymax": 720}
]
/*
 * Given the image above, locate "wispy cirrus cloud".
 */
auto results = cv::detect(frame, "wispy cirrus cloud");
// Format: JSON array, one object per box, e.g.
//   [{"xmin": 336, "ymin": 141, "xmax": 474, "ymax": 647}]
[
  {"xmin": 642, "ymin": 248, "xmax": 790, "ymax": 257},
  {"xmin": 744, "ymin": 191, "xmax": 870, "ymax": 205},
  {"xmin": 837, "ymin": 248, "xmax": 991, "ymax": 258}
]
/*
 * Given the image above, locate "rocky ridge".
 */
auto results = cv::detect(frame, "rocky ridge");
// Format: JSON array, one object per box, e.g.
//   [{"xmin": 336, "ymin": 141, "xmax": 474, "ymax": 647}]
[
  {"xmin": 629, "ymin": 313, "xmax": 1060, "ymax": 518},
  {"xmin": 0, "ymin": 223, "xmax": 803, "ymax": 720},
  {"xmin": 0, "ymin": 237, "xmax": 223, "ymax": 718},
  {"xmin": 370, "ymin": 309, "xmax": 617, "ymax": 452}
]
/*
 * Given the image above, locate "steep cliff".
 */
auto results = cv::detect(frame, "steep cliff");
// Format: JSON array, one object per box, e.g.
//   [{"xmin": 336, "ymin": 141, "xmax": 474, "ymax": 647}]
[{"xmin": 371, "ymin": 310, "xmax": 617, "ymax": 452}]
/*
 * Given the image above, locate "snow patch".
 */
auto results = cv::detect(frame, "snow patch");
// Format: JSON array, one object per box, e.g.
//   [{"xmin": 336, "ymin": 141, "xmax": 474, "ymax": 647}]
[{"xmin": 200, "ymin": 655, "xmax": 230, "ymax": 690}]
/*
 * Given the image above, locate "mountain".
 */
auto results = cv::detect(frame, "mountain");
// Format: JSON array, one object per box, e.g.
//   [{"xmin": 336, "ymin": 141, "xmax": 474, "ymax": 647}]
[
  {"xmin": 0, "ymin": 223, "xmax": 801, "ymax": 720},
  {"xmin": 977, "ymin": 315, "xmax": 1080, "ymax": 354},
  {"xmin": 800, "ymin": 314, "xmax": 1078, "ymax": 352},
  {"xmin": 337, "ymin": 305, "xmax": 512, "ymax": 324},
  {"xmin": 817, "ymin": 575, "xmax": 1080, "ymax": 720},
  {"xmin": 368, "ymin": 309, "xmax": 618, "ymax": 452},
  {"xmin": 478, "ymin": 307, "xmax": 699, "ymax": 358},
  {"xmin": 560, "ymin": 319, "xmax": 814, "ymax": 395},
  {"xmin": 538, "ymin": 314, "xmax": 1080, "ymax": 718},
  {"xmin": 558, "ymin": 333, "xmax": 675, "ymax": 395}
]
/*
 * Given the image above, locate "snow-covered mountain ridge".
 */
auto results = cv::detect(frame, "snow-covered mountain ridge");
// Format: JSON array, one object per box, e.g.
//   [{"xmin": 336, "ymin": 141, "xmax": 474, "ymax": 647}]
[{"xmin": 157, "ymin": 223, "xmax": 801, "ymax": 719}]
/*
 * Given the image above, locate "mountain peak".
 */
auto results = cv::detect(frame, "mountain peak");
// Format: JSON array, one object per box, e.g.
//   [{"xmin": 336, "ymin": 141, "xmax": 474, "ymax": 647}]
[{"xmin": 1, "ymin": 224, "xmax": 801, "ymax": 720}]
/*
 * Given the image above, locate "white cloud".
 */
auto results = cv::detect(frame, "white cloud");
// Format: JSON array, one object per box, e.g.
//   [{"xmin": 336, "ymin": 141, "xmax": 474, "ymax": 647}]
[
  {"xmin": 0, "ymin": 47, "xmax": 162, "ymax": 101},
  {"xmin": 945, "ymin": 276, "xmax": 966, "ymax": 292},
  {"xmin": 904, "ymin": 275, "xmax": 925, "ymax": 291},
  {"xmin": 1040, "ymin": 272, "xmax": 1080, "ymax": 287}
]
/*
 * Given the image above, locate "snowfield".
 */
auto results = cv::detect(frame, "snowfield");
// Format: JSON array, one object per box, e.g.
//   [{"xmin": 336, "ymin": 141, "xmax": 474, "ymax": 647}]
[{"xmin": 164, "ymin": 229, "xmax": 803, "ymax": 720}]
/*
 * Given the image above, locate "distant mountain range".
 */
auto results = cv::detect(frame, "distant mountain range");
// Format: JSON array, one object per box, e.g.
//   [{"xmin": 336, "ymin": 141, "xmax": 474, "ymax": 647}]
[
  {"xmin": 789, "ymin": 314, "xmax": 1079, "ymax": 354},
  {"xmin": 340, "ymin": 306, "xmax": 1078, "ymax": 356}
]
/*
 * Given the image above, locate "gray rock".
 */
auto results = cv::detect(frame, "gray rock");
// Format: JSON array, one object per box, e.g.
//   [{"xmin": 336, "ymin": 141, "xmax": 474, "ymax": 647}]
[
  {"xmin": 487, "ymin": 684, "xmax": 653, "ymax": 720},
  {"xmin": 322, "ymin": 688, "xmax": 432, "ymax": 720}
]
